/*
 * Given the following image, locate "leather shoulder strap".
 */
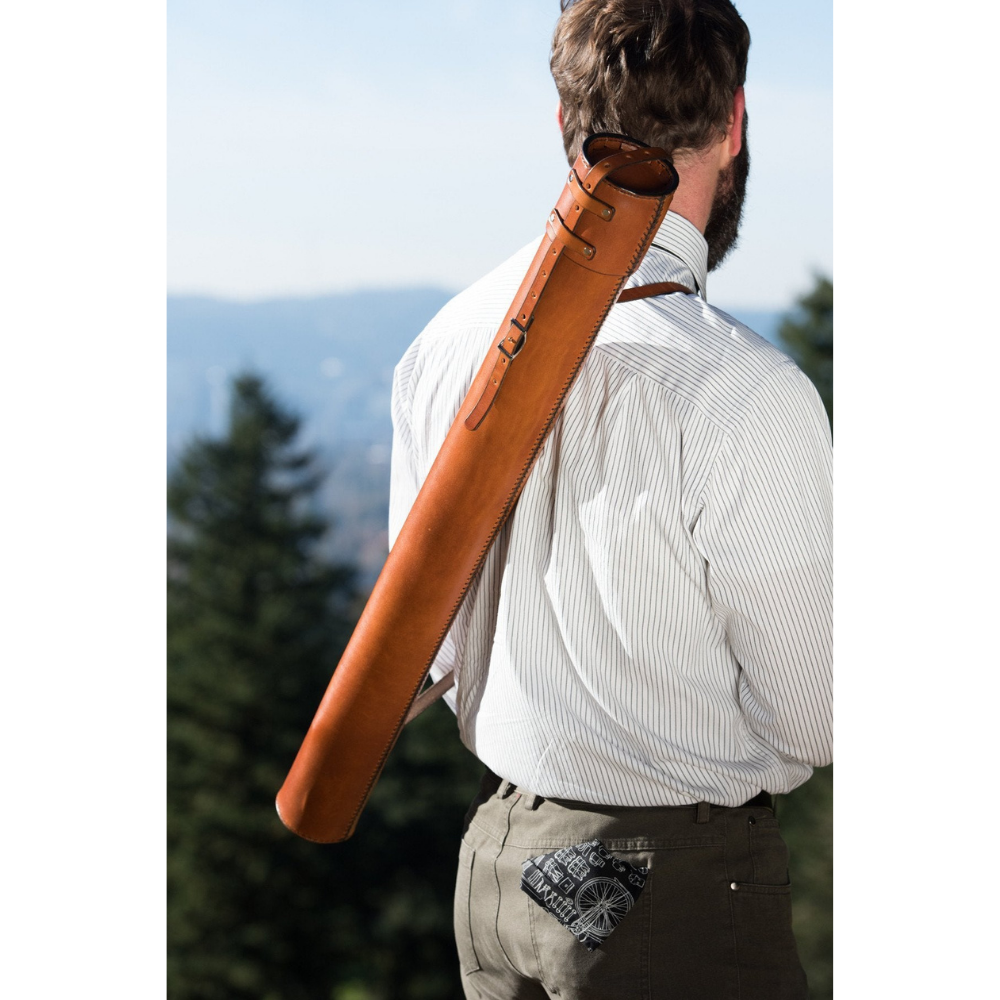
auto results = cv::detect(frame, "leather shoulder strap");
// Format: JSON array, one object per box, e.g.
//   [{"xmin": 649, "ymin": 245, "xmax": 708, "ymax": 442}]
[{"xmin": 617, "ymin": 281, "xmax": 693, "ymax": 303}]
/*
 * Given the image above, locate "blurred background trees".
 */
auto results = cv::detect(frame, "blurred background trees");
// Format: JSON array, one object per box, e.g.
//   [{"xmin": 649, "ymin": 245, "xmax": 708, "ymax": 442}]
[
  {"xmin": 168, "ymin": 375, "xmax": 357, "ymax": 998},
  {"xmin": 776, "ymin": 273, "xmax": 833, "ymax": 999},
  {"xmin": 168, "ymin": 274, "xmax": 832, "ymax": 999},
  {"xmin": 779, "ymin": 274, "xmax": 833, "ymax": 423},
  {"xmin": 167, "ymin": 375, "xmax": 482, "ymax": 999}
]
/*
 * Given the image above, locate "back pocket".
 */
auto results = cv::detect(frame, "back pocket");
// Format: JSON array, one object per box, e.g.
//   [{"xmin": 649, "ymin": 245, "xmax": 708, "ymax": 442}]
[
  {"xmin": 729, "ymin": 880, "xmax": 791, "ymax": 895},
  {"xmin": 729, "ymin": 819, "xmax": 807, "ymax": 999}
]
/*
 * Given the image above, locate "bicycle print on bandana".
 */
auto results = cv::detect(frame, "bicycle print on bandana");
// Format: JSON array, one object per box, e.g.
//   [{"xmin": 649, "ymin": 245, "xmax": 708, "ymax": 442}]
[{"xmin": 520, "ymin": 838, "xmax": 649, "ymax": 951}]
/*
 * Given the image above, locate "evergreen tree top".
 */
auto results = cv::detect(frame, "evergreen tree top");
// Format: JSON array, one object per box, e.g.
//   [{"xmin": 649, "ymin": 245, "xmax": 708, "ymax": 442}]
[{"xmin": 778, "ymin": 274, "xmax": 833, "ymax": 425}]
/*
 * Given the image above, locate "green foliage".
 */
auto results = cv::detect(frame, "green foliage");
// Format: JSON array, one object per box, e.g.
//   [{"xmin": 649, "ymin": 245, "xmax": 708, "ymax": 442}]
[
  {"xmin": 347, "ymin": 701, "xmax": 483, "ymax": 999},
  {"xmin": 778, "ymin": 274, "xmax": 833, "ymax": 423},
  {"xmin": 780, "ymin": 765, "xmax": 833, "ymax": 1000},
  {"xmin": 775, "ymin": 273, "xmax": 834, "ymax": 998},
  {"xmin": 168, "ymin": 375, "xmax": 356, "ymax": 998},
  {"xmin": 168, "ymin": 373, "xmax": 482, "ymax": 999}
]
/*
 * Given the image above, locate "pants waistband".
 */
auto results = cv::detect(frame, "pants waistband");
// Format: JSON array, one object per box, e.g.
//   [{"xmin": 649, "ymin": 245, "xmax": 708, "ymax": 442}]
[{"xmin": 485, "ymin": 769, "xmax": 774, "ymax": 823}]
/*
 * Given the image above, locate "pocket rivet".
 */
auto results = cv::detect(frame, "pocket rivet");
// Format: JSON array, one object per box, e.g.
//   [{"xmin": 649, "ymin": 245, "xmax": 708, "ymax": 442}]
[{"xmin": 730, "ymin": 882, "xmax": 739, "ymax": 890}]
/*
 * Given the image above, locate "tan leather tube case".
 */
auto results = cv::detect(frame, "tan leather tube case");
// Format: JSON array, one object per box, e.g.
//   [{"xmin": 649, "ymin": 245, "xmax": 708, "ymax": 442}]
[{"xmin": 277, "ymin": 134, "xmax": 679, "ymax": 843}]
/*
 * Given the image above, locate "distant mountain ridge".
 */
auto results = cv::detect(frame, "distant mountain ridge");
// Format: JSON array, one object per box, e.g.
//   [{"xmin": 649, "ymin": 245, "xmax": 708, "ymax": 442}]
[
  {"xmin": 168, "ymin": 289, "xmax": 782, "ymax": 458},
  {"xmin": 168, "ymin": 288, "xmax": 454, "ymax": 462},
  {"xmin": 168, "ymin": 288, "xmax": 783, "ymax": 585}
]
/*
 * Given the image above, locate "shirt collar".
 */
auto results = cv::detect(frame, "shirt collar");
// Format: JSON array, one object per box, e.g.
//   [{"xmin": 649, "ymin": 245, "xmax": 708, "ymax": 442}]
[{"xmin": 642, "ymin": 210, "xmax": 709, "ymax": 300}]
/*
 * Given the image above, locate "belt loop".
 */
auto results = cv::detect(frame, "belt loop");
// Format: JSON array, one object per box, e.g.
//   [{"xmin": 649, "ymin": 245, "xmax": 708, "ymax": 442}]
[
  {"xmin": 498, "ymin": 779, "xmax": 516, "ymax": 799},
  {"xmin": 523, "ymin": 793, "xmax": 541, "ymax": 810},
  {"xmin": 695, "ymin": 802, "xmax": 711, "ymax": 824}
]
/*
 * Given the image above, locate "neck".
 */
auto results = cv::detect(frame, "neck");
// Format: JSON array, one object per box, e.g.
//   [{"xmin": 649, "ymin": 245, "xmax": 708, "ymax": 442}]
[{"xmin": 665, "ymin": 148, "xmax": 722, "ymax": 234}]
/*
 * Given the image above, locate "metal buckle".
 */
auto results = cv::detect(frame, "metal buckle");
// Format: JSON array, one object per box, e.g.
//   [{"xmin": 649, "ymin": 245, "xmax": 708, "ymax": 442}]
[{"xmin": 498, "ymin": 316, "xmax": 531, "ymax": 360}]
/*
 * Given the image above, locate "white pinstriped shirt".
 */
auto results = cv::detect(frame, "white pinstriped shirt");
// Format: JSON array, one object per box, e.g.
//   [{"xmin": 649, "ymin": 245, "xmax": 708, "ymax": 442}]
[{"xmin": 389, "ymin": 211, "xmax": 832, "ymax": 807}]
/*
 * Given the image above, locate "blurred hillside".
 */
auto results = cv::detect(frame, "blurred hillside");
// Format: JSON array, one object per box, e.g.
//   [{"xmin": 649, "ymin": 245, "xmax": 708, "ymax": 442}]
[
  {"xmin": 167, "ymin": 292, "xmax": 785, "ymax": 460},
  {"xmin": 168, "ymin": 289, "xmax": 449, "ymax": 587},
  {"xmin": 168, "ymin": 289, "xmax": 452, "ymax": 455},
  {"xmin": 168, "ymin": 290, "xmax": 783, "ymax": 588}
]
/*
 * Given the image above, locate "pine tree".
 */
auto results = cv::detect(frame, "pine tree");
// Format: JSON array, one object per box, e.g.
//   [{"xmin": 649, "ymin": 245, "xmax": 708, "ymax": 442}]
[
  {"xmin": 778, "ymin": 274, "xmax": 833, "ymax": 423},
  {"xmin": 168, "ymin": 372, "xmax": 483, "ymax": 1000},
  {"xmin": 167, "ymin": 374, "xmax": 357, "ymax": 999}
]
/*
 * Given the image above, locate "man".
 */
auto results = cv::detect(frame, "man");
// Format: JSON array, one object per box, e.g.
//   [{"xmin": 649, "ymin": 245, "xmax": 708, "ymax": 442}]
[{"xmin": 389, "ymin": 1, "xmax": 831, "ymax": 997}]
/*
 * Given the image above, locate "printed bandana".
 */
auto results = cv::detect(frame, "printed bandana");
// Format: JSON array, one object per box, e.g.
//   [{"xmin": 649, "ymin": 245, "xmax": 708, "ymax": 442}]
[{"xmin": 520, "ymin": 839, "xmax": 649, "ymax": 950}]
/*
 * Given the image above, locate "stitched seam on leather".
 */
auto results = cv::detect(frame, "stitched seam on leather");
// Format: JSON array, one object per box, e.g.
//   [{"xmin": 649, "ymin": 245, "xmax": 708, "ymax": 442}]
[{"xmin": 627, "ymin": 194, "xmax": 668, "ymax": 273}]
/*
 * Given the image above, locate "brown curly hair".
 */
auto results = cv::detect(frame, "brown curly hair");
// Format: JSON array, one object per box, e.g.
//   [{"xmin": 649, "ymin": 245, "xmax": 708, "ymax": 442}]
[{"xmin": 551, "ymin": 0, "xmax": 750, "ymax": 164}]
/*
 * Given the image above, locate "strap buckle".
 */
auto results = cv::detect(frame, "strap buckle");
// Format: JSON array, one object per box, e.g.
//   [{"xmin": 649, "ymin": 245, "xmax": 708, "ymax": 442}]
[{"xmin": 498, "ymin": 316, "xmax": 531, "ymax": 360}]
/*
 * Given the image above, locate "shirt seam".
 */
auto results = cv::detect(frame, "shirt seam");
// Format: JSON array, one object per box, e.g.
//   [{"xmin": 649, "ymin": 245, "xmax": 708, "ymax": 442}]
[
  {"xmin": 694, "ymin": 360, "xmax": 804, "ymax": 506},
  {"xmin": 590, "ymin": 343, "xmax": 783, "ymax": 439}
]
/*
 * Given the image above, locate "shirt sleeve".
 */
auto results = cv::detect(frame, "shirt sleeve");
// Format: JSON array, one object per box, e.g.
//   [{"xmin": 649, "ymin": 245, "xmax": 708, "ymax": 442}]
[
  {"xmin": 388, "ymin": 336, "xmax": 461, "ymax": 714},
  {"xmin": 388, "ymin": 341, "xmax": 421, "ymax": 551},
  {"xmin": 692, "ymin": 363, "xmax": 832, "ymax": 766}
]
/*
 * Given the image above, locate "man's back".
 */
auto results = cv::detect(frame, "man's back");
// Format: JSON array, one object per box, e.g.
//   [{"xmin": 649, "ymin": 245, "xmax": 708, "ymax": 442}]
[
  {"xmin": 389, "ymin": 211, "xmax": 832, "ymax": 808},
  {"xmin": 390, "ymin": 4, "xmax": 827, "ymax": 994}
]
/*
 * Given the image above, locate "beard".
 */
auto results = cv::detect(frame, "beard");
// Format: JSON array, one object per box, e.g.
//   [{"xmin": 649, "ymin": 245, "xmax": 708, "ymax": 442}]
[{"xmin": 704, "ymin": 112, "xmax": 750, "ymax": 272}]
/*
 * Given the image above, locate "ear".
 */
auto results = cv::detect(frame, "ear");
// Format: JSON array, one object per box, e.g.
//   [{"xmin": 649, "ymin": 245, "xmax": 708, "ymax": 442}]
[
  {"xmin": 556, "ymin": 101, "xmax": 564, "ymax": 133},
  {"xmin": 728, "ymin": 87, "xmax": 745, "ymax": 158}
]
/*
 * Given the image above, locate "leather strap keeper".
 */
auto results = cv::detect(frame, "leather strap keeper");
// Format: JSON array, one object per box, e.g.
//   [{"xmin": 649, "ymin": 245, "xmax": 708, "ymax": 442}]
[{"xmin": 276, "ymin": 134, "xmax": 679, "ymax": 843}]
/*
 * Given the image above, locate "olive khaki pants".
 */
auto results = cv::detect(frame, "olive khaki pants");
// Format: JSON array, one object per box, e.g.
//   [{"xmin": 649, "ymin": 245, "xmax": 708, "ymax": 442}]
[{"xmin": 455, "ymin": 770, "xmax": 808, "ymax": 1000}]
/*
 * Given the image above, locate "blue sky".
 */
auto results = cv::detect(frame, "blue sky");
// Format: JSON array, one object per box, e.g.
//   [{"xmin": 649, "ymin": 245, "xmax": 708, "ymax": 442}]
[{"xmin": 169, "ymin": 0, "xmax": 831, "ymax": 310}]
